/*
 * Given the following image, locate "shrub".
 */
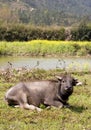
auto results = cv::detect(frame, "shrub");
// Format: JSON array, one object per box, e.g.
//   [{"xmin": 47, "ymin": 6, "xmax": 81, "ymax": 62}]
[
  {"xmin": 71, "ymin": 23, "xmax": 91, "ymax": 41},
  {"xmin": 0, "ymin": 24, "xmax": 65, "ymax": 41}
]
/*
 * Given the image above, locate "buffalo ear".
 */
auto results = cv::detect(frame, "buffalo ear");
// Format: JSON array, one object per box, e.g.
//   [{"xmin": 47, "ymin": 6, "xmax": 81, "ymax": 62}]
[
  {"xmin": 73, "ymin": 78, "xmax": 83, "ymax": 86},
  {"xmin": 76, "ymin": 81, "xmax": 83, "ymax": 86},
  {"xmin": 72, "ymin": 78, "xmax": 78, "ymax": 86},
  {"xmin": 55, "ymin": 76, "xmax": 62, "ymax": 81}
]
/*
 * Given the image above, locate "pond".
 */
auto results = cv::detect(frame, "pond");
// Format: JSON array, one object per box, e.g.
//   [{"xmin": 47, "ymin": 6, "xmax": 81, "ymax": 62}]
[{"xmin": 0, "ymin": 56, "xmax": 91, "ymax": 71}]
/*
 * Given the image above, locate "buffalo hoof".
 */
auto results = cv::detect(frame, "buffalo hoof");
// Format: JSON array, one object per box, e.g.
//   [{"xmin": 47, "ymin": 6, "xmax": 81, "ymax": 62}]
[{"xmin": 36, "ymin": 107, "xmax": 42, "ymax": 112}]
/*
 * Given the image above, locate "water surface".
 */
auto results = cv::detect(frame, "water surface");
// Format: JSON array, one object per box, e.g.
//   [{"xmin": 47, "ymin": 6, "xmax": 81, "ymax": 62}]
[{"xmin": 0, "ymin": 56, "xmax": 91, "ymax": 71}]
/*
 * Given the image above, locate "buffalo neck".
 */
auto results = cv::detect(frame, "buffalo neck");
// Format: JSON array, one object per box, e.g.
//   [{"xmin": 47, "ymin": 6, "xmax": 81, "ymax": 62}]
[{"xmin": 57, "ymin": 82, "xmax": 73, "ymax": 103}]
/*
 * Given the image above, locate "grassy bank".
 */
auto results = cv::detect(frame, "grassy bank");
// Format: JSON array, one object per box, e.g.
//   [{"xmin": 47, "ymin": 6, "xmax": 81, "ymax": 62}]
[
  {"xmin": 0, "ymin": 68, "xmax": 91, "ymax": 130},
  {"xmin": 0, "ymin": 40, "xmax": 91, "ymax": 56}
]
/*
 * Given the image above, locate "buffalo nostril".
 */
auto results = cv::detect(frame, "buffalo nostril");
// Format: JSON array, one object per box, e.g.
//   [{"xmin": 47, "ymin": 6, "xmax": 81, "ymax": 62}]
[
  {"xmin": 65, "ymin": 86, "xmax": 72, "ymax": 90},
  {"xmin": 65, "ymin": 86, "xmax": 68, "ymax": 90},
  {"xmin": 68, "ymin": 86, "xmax": 72, "ymax": 90}
]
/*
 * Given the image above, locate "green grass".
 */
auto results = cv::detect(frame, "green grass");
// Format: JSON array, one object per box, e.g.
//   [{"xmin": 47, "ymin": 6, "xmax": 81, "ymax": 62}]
[
  {"xmin": 0, "ymin": 40, "xmax": 91, "ymax": 56},
  {"xmin": 0, "ymin": 69, "xmax": 91, "ymax": 130}
]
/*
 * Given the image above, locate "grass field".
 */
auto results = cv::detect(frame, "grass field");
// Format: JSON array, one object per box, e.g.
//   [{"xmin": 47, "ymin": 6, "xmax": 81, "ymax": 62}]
[
  {"xmin": 0, "ymin": 40, "xmax": 91, "ymax": 56},
  {"xmin": 0, "ymin": 69, "xmax": 91, "ymax": 130}
]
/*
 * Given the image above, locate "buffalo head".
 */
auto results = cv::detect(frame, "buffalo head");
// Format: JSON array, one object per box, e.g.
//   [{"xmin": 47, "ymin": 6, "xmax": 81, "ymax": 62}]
[{"xmin": 56, "ymin": 74, "xmax": 80, "ymax": 102}]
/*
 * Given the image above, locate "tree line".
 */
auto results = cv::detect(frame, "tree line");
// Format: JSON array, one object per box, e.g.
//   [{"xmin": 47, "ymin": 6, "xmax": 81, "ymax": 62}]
[{"xmin": 0, "ymin": 23, "xmax": 91, "ymax": 41}]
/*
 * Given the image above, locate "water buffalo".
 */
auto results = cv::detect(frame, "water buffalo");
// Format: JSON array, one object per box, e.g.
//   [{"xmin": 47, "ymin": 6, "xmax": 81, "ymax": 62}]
[{"xmin": 5, "ymin": 74, "xmax": 80, "ymax": 111}]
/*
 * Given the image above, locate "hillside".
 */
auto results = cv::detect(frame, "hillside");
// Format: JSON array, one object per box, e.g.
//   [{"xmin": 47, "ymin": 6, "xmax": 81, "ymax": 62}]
[{"xmin": 0, "ymin": 0, "xmax": 91, "ymax": 26}]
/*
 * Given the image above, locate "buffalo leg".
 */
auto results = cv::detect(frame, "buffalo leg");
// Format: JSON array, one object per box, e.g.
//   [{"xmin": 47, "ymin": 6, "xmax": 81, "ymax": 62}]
[
  {"xmin": 17, "ymin": 94, "xmax": 42, "ymax": 112},
  {"xmin": 44, "ymin": 100, "xmax": 64, "ymax": 108},
  {"xmin": 14, "ymin": 102, "xmax": 42, "ymax": 112},
  {"xmin": 18, "ymin": 103, "xmax": 42, "ymax": 112}
]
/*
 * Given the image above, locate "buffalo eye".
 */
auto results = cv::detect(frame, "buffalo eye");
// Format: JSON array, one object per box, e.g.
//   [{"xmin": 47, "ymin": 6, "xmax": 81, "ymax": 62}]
[{"xmin": 62, "ymin": 80, "xmax": 65, "ymax": 83}]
